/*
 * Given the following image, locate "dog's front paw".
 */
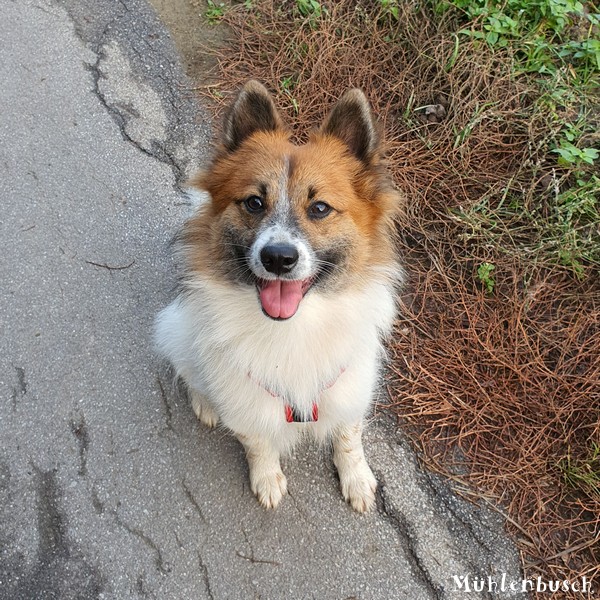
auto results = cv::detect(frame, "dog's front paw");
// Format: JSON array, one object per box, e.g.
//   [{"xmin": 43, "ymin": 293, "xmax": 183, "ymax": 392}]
[
  {"xmin": 339, "ymin": 463, "xmax": 377, "ymax": 513},
  {"xmin": 250, "ymin": 469, "xmax": 288, "ymax": 509},
  {"xmin": 191, "ymin": 391, "xmax": 219, "ymax": 428}
]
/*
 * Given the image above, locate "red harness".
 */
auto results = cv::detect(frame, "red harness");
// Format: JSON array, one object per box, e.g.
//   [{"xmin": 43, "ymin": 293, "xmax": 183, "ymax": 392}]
[{"xmin": 247, "ymin": 368, "xmax": 345, "ymax": 423}]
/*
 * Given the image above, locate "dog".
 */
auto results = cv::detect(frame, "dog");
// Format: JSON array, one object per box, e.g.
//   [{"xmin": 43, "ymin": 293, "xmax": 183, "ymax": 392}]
[{"xmin": 154, "ymin": 81, "xmax": 402, "ymax": 512}]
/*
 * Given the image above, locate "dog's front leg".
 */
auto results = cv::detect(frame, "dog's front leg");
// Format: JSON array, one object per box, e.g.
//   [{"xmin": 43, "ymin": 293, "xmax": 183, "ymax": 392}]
[
  {"xmin": 237, "ymin": 434, "xmax": 287, "ymax": 509},
  {"xmin": 333, "ymin": 422, "xmax": 377, "ymax": 513}
]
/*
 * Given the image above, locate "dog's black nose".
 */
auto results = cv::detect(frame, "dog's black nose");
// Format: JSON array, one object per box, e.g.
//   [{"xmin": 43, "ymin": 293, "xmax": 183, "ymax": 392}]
[{"xmin": 260, "ymin": 244, "xmax": 299, "ymax": 275}]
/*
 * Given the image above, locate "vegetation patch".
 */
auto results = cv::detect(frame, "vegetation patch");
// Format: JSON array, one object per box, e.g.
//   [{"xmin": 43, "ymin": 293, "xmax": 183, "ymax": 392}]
[{"xmin": 198, "ymin": 0, "xmax": 599, "ymax": 595}]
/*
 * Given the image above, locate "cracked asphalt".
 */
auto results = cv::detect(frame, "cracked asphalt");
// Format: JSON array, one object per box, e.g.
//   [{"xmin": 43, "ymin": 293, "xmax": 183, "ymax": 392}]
[{"xmin": 0, "ymin": 0, "xmax": 527, "ymax": 598}]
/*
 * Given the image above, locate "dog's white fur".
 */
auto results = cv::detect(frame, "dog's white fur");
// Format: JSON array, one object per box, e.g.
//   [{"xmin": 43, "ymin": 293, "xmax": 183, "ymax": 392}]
[{"xmin": 155, "ymin": 226, "xmax": 398, "ymax": 510}]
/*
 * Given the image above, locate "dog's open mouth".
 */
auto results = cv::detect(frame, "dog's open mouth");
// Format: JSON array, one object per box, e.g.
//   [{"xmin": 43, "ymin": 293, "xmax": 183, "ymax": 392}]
[{"xmin": 256, "ymin": 277, "xmax": 314, "ymax": 320}]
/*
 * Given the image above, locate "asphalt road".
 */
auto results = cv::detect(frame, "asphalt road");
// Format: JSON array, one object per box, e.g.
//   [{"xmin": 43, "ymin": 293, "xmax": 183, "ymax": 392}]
[{"xmin": 0, "ymin": 1, "xmax": 526, "ymax": 598}]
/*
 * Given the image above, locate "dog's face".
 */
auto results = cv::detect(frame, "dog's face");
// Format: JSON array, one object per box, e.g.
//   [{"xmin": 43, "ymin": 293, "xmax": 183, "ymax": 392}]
[{"xmin": 185, "ymin": 81, "xmax": 398, "ymax": 320}]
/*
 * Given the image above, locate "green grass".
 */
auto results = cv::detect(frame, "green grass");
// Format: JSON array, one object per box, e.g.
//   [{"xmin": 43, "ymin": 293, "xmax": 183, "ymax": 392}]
[
  {"xmin": 279, "ymin": 76, "xmax": 299, "ymax": 114},
  {"xmin": 205, "ymin": 0, "xmax": 227, "ymax": 25},
  {"xmin": 444, "ymin": 0, "xmax": 599, "ymax": 72},
  {"xmin": 450, "ymin": 171, "xmax": 600, "ymax": 280},
  {"xmin": 559, "ymin": 442, "xmax": 600, "ymax": 497},
  {"xmin": 295, "ymin": 0, "xmax": 325, "ymax": 26},
  {"xmin": 426, "ymin": 0, "xmax": 600, "ymax": 279},
  {"xmin": 295, "ymin": 0, "xmax": 323, "ymax": 17},
  {"xmin": 477, "ymin": 262, "xmax": 497, "ymax": 293}
]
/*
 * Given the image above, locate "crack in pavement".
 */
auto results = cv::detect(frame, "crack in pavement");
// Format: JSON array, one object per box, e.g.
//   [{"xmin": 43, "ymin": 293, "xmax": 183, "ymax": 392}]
[
  {"xmin": 136, "ymin": 571, "xmax": 159, "ymax": 599},
  {"xmin": 61, "ymin": 0, "xmax": 187, "ymax": 189},
  {"xmin": 11, "ymin": 365, "xmax": 27, "ymax": 410},
  {"xmin": 70, "ymin": 412, "xmax": 90, "ymax": 477},
  {"xmin": 375, "ymin": 482, "xmax": 445, "ymax": 600},
  {"xmin": 429, "ymin": 478, "xmax": 495, "ymax": 554},
  {"xmin": 86, "ymin": 49, "xmax": 184, "ymax": 187},
  {"xmin": 32, "ymin": 464, "xmax": 69, "ymax": 562},
  {"xmin": 197, "ymin": 550, "xmax": 216, "ymax": 600},
  {"xmin": 113, "ymin": 511, "xmax": 171, "ymax": 575},
  {"xmin": 5, "ymin": 464, "xmax": 107, "ymax": 598},
  {"xmin": 15, "ymin": 366, "xmax": 27, "ymax": 395},
  {"xmin": 182, "ymin": 479, "xmax": 207, "ymax": 523},
  {"xmin": 156, "ymin": 373, "xmax": 174, "ymax": 434},
  {"xmin": 238, "ymin": 527, "xmax": 281, "ymax": 567}
]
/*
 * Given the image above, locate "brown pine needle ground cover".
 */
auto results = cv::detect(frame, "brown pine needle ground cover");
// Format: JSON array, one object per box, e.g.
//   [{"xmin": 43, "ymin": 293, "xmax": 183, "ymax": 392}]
[{"xmin": 197, "ymin": 0, "xmax": 600, "ymax": 595}]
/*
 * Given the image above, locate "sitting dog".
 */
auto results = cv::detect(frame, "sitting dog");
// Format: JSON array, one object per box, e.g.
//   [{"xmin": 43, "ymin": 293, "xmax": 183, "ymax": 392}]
[{"xmin": 155, "ymin": 81, "xmax": 401, "ymax": 512}]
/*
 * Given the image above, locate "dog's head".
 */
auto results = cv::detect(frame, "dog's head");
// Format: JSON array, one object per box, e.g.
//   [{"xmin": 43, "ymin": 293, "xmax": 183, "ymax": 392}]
[{"xmin": 185, "ymin": 81, "xmax": 399, "ymax": 320}]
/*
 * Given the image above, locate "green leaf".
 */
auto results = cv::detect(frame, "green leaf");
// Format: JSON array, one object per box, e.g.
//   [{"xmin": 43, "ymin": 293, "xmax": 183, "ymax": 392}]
[{"xmin": 486, "ymin": 31, "xmax": 499, "ymax": 44}]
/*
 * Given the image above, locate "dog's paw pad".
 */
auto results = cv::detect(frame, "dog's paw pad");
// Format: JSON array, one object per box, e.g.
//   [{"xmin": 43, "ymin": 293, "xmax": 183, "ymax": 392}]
[
  {"xmin": 251, "ymin": 470, "xmax": 287, "ymax": 509},
  {"xmin": 340, "ymin": 466, "xmax": 377, "ymax": 513},
  {"xmin": 191, "ymin": 392, "xmax": 219, "ymax": 428}
]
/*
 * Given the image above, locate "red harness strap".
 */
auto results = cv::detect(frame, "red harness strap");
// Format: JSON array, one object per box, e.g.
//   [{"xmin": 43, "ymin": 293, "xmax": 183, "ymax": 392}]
[{"xmin": 248, "ymin": 368, "xmax": 345, "ymax": 423}]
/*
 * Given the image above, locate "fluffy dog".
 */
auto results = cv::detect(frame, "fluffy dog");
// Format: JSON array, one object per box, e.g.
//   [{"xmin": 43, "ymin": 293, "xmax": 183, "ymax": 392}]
[{"xmin": 155, "ymin": 81, "xmax": 401, "ymax": 512}]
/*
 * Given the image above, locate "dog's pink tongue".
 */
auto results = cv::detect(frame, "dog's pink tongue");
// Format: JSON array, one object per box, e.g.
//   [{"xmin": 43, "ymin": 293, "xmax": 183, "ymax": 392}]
[{"xmin": 259, "ymin": 280, "xmax": 304, "ymax": 319}]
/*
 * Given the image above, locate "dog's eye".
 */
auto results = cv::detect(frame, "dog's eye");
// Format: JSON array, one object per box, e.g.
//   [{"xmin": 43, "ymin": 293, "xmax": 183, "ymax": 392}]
[
  {"xmin": 308, "ymin": 201, "xmax": 332, "ymax": 220},
  {"xmin": 243, "ymin": 195, "xmax": 265, "ymax": 213}
]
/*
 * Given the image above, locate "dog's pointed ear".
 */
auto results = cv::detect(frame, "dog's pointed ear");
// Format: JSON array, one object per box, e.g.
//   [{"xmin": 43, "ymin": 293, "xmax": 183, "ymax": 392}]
[
  {"xmin": 223, "ymin": 81, "xmax": 284, "ymax": 152},
  {"xmin": 320, "ymin": 89, "xmax": 380, "ymax": 164}
]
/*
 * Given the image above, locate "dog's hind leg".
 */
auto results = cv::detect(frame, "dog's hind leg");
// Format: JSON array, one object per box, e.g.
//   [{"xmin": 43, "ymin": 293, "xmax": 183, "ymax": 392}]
[
  {"xmin": 332, "ymin": 421, "xmax": 377, "ymax": 513},
  {"xmin": 190, "ymin": 389, "xmax": 219, "ymax": 429},
  {"xmin": 237, "ymin": 433, "xmax": 287, "ymax": 509}
]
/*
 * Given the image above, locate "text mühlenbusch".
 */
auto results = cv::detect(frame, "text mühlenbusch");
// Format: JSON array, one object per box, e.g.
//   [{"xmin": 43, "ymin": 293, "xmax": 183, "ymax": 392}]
[{"xmin": 453, "ymin": 574, "xmax": 592, "ymax": 594}]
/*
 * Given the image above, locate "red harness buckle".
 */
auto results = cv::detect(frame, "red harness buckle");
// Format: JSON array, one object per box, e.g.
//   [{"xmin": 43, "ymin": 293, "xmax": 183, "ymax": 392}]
[{"xmin": 285, "ymin": 403, "xmax": 319, "ymax": 423}]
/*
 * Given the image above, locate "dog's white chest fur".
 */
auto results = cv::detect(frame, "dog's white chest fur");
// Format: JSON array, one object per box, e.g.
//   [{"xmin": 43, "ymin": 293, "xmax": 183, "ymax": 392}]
[{"xmin": 155, "ymin": 273, "xmax": 396, "ymax": 451}]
